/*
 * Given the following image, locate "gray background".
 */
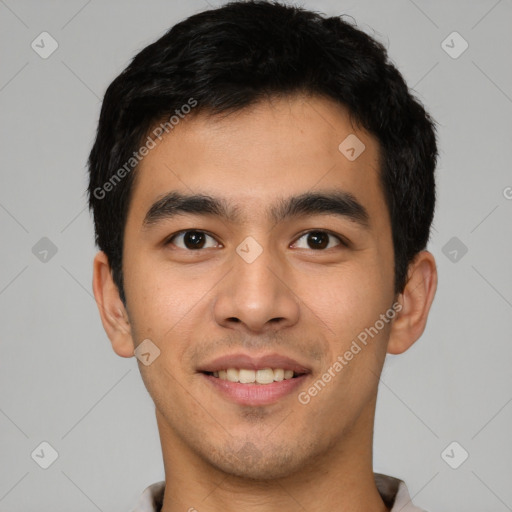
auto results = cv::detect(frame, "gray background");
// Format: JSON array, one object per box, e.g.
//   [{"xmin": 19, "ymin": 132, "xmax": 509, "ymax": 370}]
[{"xmin": 1, "ymin": 0, "xmax": 511, "ymax": 511}]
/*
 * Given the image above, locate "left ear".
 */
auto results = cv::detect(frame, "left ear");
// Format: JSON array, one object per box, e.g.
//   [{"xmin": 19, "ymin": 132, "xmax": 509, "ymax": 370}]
[{"xmin": 387, "ymin": 250, "xmax": 438, "ymax": 355}]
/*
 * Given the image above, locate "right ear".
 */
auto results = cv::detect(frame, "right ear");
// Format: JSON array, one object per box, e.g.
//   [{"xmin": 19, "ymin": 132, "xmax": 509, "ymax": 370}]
[{"xmin": 92, "ymin": 251, "xmax": 134, "ymax": 358}]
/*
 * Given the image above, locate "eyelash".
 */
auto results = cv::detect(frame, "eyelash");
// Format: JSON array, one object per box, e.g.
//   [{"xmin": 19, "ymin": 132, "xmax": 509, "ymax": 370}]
[{"xmin": 164, "ymin": 229, "xmax": 348, "ymax": 251}]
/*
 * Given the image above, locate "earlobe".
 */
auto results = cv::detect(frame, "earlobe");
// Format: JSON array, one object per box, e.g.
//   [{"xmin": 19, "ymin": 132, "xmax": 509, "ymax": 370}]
[
  {"xmin": 387, "ymin": 250, "xmax": 438, "ymax": 355},
  {"xmin": 92, "ymin": 251, "xmax": 135, "ymax": 358}
]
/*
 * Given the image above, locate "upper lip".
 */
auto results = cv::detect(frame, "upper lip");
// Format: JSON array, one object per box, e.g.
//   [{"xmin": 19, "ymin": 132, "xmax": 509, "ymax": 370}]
[{"xmin": 197, "ymin": 353, "xmax": 311, "ymax": 374}]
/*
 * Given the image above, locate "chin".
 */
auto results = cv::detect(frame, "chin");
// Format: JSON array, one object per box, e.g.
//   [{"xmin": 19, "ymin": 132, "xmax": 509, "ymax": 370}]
[{"xmin": 205, "ymin": 440, "xmax": 308, "ymax": 481}]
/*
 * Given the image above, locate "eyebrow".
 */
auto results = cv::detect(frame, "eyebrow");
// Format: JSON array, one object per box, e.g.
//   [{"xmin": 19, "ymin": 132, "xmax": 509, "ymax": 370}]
[{"xmin": 142, "ymin": 190, "xmax": 370, "ymax": 230}]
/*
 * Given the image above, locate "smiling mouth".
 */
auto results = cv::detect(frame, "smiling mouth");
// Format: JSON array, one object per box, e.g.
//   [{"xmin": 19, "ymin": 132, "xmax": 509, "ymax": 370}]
[{"xmin": 203, "ymin": 368, "xmax": 306, "ymax": 384}]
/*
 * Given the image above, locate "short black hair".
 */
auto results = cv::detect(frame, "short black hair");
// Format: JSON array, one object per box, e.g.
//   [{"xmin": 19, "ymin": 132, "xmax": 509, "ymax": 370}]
[{"xmin": 88, "ymin": 0, "xmax": 437, "ymax": 306}]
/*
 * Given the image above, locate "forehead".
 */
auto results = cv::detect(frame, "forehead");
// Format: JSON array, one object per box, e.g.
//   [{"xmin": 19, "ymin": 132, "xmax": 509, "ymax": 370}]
[{"xmin": 127, "ymin": 94, "xmax": 388, "ymax": 229}]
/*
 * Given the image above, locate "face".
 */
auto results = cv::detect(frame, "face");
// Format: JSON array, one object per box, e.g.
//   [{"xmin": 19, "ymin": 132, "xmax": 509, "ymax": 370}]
[{"xmin": 121, "ymin": 95, "xmax": 397, "ymax": 479}]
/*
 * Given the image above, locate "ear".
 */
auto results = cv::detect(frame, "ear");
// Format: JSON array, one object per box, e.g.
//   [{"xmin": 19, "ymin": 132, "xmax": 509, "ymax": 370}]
[
  {"xmin": 92, "ymin": 251, "xmax": 134, "ymax": 358},
  {"xmin": 387, "ymin": 250, "xmax": 438, "ymax": 355}
]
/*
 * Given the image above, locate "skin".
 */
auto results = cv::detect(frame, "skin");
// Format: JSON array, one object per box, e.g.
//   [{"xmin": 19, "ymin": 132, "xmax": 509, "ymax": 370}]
[{"xmin": 93, "ymin": 94, "xmax": 437, "ymax": 512}]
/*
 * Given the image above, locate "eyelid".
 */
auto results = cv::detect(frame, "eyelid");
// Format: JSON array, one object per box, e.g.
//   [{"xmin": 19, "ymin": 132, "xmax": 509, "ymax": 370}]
[
  {"xmin": 164, "ymin": 229, "xmax": 349, "ymax": 250},
  {"xmin": 291, "ymin": 230, "xmax": 349, "ymax": 249},
  {"xmin": 165, "ymin": 229, "xmax": 221, "ymax": 248}
]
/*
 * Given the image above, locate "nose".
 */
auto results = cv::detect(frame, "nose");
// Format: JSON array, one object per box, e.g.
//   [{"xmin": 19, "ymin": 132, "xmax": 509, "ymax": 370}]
[{"xmin": 213, "ymin": 241, "xmax": 300, "ymax": 334}]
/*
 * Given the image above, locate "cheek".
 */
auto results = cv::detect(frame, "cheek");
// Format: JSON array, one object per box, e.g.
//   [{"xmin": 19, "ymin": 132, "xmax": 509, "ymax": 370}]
[
  {"xmin": 298, "ymin": 261, "xmax": 391, "ymax": 339},
  {"xmin": 123, "ymin": 252, "xmax": 216, "ymax": 352},
  {"xmin": 304, "ymin": 270, "xmax": 392, "ymax": 406},
  {"xmin": 298, "ymin": 261, "xmax": 394, "ymax": 402}
]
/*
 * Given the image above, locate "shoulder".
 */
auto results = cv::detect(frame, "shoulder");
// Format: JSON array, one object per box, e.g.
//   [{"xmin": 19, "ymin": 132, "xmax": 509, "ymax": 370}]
[
  {"xmin": 130, "ymin": 481, "xmax": 165, "ymax": 512},
  {"xmin": 375, "ymin": 473, "xmax": 429, "ymax": 512}
]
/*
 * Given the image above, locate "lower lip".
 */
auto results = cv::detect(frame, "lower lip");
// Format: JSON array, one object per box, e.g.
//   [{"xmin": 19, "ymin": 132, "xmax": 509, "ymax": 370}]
[{"xmin": 202, "ymin": 373, "xmax": 307, "ymax": 406}]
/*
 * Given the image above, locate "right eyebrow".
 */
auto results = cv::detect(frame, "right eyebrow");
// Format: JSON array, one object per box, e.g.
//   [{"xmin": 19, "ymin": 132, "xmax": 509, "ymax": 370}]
[{"xmin": 142, "ymin": 192, "xmax": 242, "ymax": 228}]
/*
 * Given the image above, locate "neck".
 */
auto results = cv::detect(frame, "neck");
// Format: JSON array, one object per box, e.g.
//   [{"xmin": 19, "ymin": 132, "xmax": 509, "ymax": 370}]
[{"xmin": 157, "ymin": 398, "xmax": 389, "ymax": 512}]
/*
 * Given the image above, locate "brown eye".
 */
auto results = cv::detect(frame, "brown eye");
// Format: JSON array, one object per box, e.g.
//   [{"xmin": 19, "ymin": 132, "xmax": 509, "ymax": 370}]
[
  {"xmin": 167, "ymin": 230, "xmax": 219, "ymax": 250},
  {"xmin": 307, "ymin": 231, "xmax": 329, "ymax": 249},
  {"xmin": 293, "ymin": 230, "xmax": 345, "ymax": 250}
]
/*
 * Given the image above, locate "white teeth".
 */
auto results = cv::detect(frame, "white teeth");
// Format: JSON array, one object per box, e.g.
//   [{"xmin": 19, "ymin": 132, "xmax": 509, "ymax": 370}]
[
  {"xmin": 226, "ymin": 368, "xmax": 239, "ymax": 382},
  {"xmin": 256, "ymin": 368, "xmax": 275, "ymax": 384},
  {"xmin": 239, "ymin": 369, "xmax": 256, "ymax": 383},
  {"xmin": 213, "ymin": 368, "xmax": 298, "ymax": 384},
  {"xmin": 273, "ymin": 368, "xmax": 284, "ymax": 381}
]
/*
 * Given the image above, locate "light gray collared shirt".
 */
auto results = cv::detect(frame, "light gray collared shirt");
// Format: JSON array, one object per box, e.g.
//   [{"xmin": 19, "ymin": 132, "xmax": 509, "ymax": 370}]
[{"xmin": 131, "ymin": 473, "xmax": 428, "ymax": 511}]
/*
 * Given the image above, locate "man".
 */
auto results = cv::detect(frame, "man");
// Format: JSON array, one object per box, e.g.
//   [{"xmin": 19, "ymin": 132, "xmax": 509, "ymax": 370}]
[{"xmin": 88, "ymin": 1, "xmax": 438, "ymax": 510}]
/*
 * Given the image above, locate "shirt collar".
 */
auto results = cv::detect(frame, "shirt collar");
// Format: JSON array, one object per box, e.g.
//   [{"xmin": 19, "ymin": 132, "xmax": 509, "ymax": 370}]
[{"xmin": 132, "ymin": 473, "xmax": 427, "ymax": 511}]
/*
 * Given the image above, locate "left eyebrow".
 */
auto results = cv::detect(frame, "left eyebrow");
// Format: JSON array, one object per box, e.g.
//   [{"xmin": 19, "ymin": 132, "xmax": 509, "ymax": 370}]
[
  {"xmin": 142, "ymin": 190, "xmax": 370, "ymax": 230},
  {"xmin": 270, "ymin": 190, "xmax": 370, "ymax": 229}
]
